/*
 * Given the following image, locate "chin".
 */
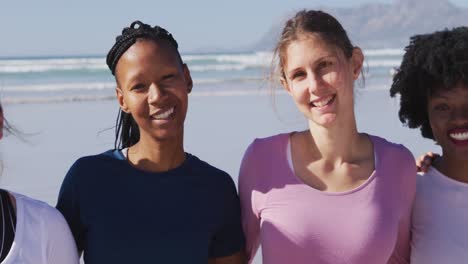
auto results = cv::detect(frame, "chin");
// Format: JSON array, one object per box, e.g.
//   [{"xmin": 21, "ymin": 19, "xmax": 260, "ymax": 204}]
[{"xmin": 309, "ymin": 114, "xmax": 337, "ymax": 127}]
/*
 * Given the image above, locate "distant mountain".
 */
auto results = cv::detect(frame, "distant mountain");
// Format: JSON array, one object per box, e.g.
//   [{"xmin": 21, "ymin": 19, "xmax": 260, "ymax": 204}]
[{"xmin": 252, "ymin": 0, "xmax": 468, "ymax": 51}]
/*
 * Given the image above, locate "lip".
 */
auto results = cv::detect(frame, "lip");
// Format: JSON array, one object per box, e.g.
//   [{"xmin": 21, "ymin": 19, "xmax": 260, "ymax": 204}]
[
  {"xmin": 309, "ymin": 94, "xmax": 336, "ymax": 112},
  {"xmin": 150, "ymin": 106, "xmax": 175, "ymax": 121},
  {"xmin": 447, "ymin": 127, "xmax": 468, "ymax": 146}
]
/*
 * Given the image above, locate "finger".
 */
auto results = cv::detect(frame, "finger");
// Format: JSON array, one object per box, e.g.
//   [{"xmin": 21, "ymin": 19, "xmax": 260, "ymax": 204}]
[{"xmin": 423, "ymin": 156, "xmax": 432, "ymax": 165}]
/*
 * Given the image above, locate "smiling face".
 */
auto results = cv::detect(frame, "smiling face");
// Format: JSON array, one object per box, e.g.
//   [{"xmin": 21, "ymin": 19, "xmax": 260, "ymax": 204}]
[
  {"xmin": 115, "ymin": 39, "xmax": 192, "ymax": 142},
  {"xmin": 280, "ymin": 34, "xmax": 363, "ymax": 127},
  {"xmin": 428, "ymin": 83, "xmax": 468, "ymax": 160}
]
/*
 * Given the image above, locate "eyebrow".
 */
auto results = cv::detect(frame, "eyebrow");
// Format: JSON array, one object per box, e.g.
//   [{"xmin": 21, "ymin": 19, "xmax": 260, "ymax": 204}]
[
  {"xmin": 286, "ymin": 55, "xmax": 335, "ymax": 76},
  {"xmin": 431, "ymin": 94, "xmax": 449, "ymax": 99}
]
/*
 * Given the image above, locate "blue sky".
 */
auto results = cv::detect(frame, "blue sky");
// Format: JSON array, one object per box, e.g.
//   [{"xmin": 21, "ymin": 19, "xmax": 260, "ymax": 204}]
[{"xmin": 1, "ymin": 0, "xmax": 467, "ymax": 57}]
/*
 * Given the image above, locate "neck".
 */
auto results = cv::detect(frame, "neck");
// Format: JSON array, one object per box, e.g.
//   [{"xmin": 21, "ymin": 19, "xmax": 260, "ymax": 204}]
[
  {"xmin": 306, "ymin": 114, "xmax": 363, "ymax": 164},
  {"xmin": 127, "ymin": 132, "xmax": 185, "ymax": 173},
  {"xmin": 436, "ymin": 154, "xmax": 468, "ymax": 183}
]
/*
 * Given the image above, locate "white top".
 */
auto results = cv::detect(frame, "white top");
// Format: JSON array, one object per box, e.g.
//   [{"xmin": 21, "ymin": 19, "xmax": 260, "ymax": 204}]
[
  {"xmin": 411, "ymin": 166, "xmax": 468, "ymax": 263},
  {"xmin": 1, "ymin": 192, "xmax": 79, "ymax": 264}
]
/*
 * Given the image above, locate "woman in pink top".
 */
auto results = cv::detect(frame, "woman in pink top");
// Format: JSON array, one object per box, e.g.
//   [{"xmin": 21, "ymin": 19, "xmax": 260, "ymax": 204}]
[{"xmin": 238, "ymin": 10, "xmax": 416, "ymax": 264}]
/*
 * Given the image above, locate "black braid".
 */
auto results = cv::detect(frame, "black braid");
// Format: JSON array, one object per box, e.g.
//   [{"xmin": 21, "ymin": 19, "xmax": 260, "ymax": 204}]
[
  {"xmin": 106, "ymin": 20, "xmax": 181, "ymax": 150},
  {"xmin": 106, "ymin": 20, "xmax": 179, "ymax": 75}
]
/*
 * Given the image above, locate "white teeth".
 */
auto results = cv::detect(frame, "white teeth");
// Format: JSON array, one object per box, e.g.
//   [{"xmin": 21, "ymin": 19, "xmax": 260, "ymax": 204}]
[
  {"xmin": 450, "ymin": 131, "xmax": 468, "ymax": 141},
  {"xmin": 153, "ymin": 107, "xmax": 174, "ymax": 119},
  {"xmin": 313, "ymin": 95, "xmax": 334, "ymax": 108}
]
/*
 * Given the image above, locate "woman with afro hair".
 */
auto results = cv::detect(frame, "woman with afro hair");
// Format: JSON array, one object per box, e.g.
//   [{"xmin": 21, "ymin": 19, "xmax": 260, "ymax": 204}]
[{"xmin": 390, "ymin": 27, "xmax": 468, "ymax": 263}]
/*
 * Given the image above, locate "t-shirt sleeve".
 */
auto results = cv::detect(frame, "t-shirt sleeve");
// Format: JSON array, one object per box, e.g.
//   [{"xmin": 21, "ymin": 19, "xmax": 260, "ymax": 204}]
[
  {"xmin": 43, "ymin": 206, "xmax": 80, "ymax": 264},
  {"xmin": 209, "ymin": 173, "xmax": 245, "ymax": 258},
  {"xmin": 56, "ymin": 159, "xmax": 86, "ymax": 253},
  {"xmin": 388, "ymin": 146, "xmax": 417, "ymax": 264},
  {"xmin": 238, "ymin": 141, "xmax": 261, "ymax": 263}
]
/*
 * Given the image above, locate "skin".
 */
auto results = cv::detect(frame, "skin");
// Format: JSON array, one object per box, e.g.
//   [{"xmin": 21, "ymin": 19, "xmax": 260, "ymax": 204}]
[
  {"xmin": 416, "ymin": 152, "xmax": 439, "ymax": 172},
  {"xmin": 279, "ymin": 33, "xmax": 375, "ymax": 193},
  {"xmin": 427, "ymin": 83, "xmax": 468, "ymax": 183},
  {"xmin": 115, "ymin": 39, "xmax": 245, "ymax": 264},
  {"xmin": 115, "ymin": 39, "xmax": 192, "ymax": 173}
]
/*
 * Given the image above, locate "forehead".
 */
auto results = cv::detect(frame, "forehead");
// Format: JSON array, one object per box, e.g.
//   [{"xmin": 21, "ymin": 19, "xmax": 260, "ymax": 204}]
[
  {"xmin": 283, "ymin": 34, "xmax": 341, "ymax": 68},
  {"xmin": 431, "ymin": 82, "xmax": 468, "ymax": 99},
  {"xmin": 115, "ymin": 39, "xmax": 181, "ymax": 76},
  {"xmin": 124, "ymin": 39, "xmax": 179, "ymax": 63}
]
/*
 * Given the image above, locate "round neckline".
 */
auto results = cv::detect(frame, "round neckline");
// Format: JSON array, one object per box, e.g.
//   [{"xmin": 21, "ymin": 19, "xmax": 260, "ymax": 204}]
[
  {"xmin": 428, "ymin": 165, "xmax": 468, "ymax": 188},
  {"xmin": 285, "ymin": 132, "xmax": 378, "ymax": 196},
  {"xmin": 113, "ymin": 149, "xmax": 193, "ymax": 177},
  {"xmin": 1, "ymin": 192, "xmax": 24, "ymax": 264}
]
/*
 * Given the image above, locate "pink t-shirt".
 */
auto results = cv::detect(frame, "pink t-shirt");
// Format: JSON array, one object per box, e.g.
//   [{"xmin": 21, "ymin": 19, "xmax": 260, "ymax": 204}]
[{"xmin": 238, "ymin": 133, "xmax": 416, "ymax": 264}]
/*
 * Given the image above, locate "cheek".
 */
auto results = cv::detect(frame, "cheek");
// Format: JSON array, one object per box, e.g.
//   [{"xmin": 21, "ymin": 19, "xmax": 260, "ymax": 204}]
[
  {"xmin": 290, "ymin": 84, "xmax": 310, "ymax": 105},
  {"xmin": 428, "ymin": 112, "xmax": 446, "ymax": 140},
  {"xmin": 322, "ymin": 71, "xmax": 339, "ymax": 85},
  {"xmin": 125, "ymin": 96, "xmax": 147, "ymax": 114}
]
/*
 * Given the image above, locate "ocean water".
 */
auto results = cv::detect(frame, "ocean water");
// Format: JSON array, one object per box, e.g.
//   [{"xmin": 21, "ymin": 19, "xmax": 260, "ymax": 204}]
[{"xmin": 0, "ymin": 49, "xmax": 404, "ymax": 104}]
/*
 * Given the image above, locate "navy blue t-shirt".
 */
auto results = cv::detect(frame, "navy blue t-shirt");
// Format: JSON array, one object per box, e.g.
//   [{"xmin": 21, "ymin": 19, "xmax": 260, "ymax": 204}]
[{"xmin": 56, "ymin": 150, "xmax": 244, "ymax": 264}]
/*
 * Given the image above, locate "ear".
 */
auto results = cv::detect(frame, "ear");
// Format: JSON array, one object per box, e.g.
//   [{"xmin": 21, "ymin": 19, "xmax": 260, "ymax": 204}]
[
  {"xmin": 280, "ymin": 76, "xmax": 293, "ymax": 95},
  {"xmin": 115, "ymin": 87, "xmax": 130, "ymax": 113},
  {"xmin": 351, "ymin": 47, "xmax": 364, "ymax": 80},
  {"xmin": 183, "ymin": 64, "xmax": 193, "ymax": 93}
]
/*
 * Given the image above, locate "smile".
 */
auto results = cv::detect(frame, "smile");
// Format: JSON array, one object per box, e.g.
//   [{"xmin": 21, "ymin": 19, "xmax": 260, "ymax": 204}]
[
  {"xmin": 311, "ymin": 95, "xmax": 336, "ymax": 108},
  {"xmin": 449, "ymin": 131, "xmax": 468, "ymax": 141},
  {"xmin": 151, "ymin": 107, "xmax": 174, "ymax": 120}
]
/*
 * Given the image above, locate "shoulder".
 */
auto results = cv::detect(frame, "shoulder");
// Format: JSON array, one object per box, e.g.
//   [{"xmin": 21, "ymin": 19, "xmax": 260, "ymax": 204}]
[
  {"xmin": 247, "ymin": 133, "xmax": 290, "ymax": 152},
  {"xmin": 70, "ymin": 149, "xmax": 120, "ymax": 169},
  {"xmin": 239, "ymin": 133, "xmax": 290, "ymax": 190},
  {"xmin": 12, "ymin": 193, "xmax": 68, "ymax": 227},
  {"xmin": 370, "ymin": 134, "xmax": 415, "ymax": 163},
  {"xmin": 370, "ymin": 135, "xmax": 417, "ymax": 194},
  {"xmin": 64, "ymin": 150, "xmax": 122, "ymax": 181},
  {"xmin": 187, "ymin": 154, "xmax": 235, "ymax": 187},
  {"xmin": 416, "ymin": 167, "xmax": 440, "ymax": 188},
  {"xmin": 241, "ymin": 133, "xmax": 290, "ymax": 164}
]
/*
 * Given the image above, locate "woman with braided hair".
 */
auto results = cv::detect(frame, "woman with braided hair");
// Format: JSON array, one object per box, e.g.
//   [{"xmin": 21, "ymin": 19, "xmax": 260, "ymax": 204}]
[
  {"xmin": 56, "ymin": 21, "xmax": 245, "ymax": 264},
  {"xmin": 0, "ymin": 103, "xmax": 79, "ymax": 264}
]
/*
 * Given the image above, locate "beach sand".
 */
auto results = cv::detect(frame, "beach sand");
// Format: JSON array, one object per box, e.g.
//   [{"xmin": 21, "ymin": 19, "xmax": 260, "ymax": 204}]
[{"xmin": 0, "ymin": 88, "xmax": 438, "ymax": 263}]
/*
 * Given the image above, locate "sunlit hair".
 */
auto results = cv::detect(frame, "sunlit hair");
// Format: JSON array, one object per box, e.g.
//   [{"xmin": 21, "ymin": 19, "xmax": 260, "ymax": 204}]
[
  {"xmin": 106, "ymin": 21, "xmax": 181, "ymax": 149},
  {"xmin": 272, "ymin": 10, "xmax": 355, "ymax": 80},
  {"xmin": 390, "ymin": 27, "xmax": 468, "ymax": 139}
]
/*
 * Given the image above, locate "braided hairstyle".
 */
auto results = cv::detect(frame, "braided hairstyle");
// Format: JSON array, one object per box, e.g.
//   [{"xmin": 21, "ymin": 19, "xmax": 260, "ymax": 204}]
[
  {"xmin": 106, "ymin": 20, "xmax": 182, "ymax": 149},
  {"xmin": 390, "ymin": 27, "xmax": 468, "ymax": 139}
]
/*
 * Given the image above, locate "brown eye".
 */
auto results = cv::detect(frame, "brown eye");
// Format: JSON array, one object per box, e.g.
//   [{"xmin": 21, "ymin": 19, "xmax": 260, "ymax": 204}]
[
  {"xmin": 162, "ymin": 74, "xmax": 176, "ymax": 81},
  {"xmin": 318, "ymin": 61, "xmax": 332, "ymax": 69},
  {"xmin": 291, "ymin": 71, "xmax": 305, "ymax": 80},
  {"xmin": 434, "ymin": 104, "xmax": 449, "ymax": 111},
  {"xmin": 131, "ymin": 83, "xmax": 146, "ymax": 91}
]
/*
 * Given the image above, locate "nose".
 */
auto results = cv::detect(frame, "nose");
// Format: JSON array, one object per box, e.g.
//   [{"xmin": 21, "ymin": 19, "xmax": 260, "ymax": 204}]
[
  {"xmin": 450, "ymin": 105, "xmax": 468, "ymax": 123},
  {"xmin": 307, "ymin": 73, "xmax": 323, "ymax": 95},
  {"xmin": 148, "ymin": 83, "xmax": 165, "ymax": 104}
]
